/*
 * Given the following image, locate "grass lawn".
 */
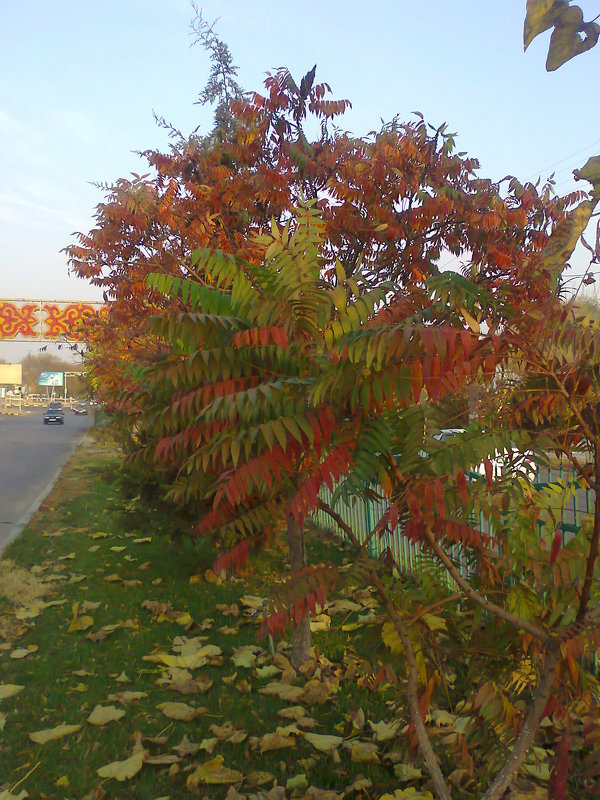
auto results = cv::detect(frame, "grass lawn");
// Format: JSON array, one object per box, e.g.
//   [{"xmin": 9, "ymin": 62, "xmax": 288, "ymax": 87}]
[{"xmin": 0, "ymin": 434, "xmax": 414, "ymax": 800}]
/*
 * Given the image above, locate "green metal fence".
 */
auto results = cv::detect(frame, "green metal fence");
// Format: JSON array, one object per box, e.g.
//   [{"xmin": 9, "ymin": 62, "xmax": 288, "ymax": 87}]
[{"xmin": 313, "ymin": 467, "xmax": 595, "ymax": 574}]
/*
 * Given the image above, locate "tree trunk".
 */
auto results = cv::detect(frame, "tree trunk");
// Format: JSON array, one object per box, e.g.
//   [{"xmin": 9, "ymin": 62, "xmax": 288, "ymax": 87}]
[{"xmin": 286, "ymin": 513, "xmax": 311, "ymax": 668}]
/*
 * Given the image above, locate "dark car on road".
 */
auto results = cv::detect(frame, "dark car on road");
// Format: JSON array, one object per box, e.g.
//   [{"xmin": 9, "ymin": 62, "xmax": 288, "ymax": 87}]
[{"xmin": 43, "ymin": 403, "xmax": 64, "ymax": 425}]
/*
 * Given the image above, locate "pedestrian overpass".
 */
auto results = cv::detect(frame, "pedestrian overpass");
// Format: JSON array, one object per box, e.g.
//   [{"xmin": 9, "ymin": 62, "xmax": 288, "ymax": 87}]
[{"xmin": 0, "ymin": 298, "xmax": 104, "ymax": 342}]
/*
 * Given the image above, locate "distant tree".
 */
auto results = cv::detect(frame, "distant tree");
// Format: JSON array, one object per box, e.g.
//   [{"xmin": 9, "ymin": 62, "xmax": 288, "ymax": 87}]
[{"xmin": 21, "ymin": 353, "xmax": 86, "ymax": 396}]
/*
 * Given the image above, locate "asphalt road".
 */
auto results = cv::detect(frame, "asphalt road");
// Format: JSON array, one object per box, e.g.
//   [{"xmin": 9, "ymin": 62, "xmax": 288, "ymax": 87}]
[{"xmin": 0, "ymin": 410, "xmax": 93, "ymax": 553}]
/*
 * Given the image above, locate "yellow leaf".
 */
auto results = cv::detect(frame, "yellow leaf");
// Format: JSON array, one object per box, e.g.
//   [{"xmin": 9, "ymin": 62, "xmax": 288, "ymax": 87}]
[
  {"xmin": 258, "ymin": 681, "xmax": 303, "ymax": 702},
  {"xmin": 67, "ymin": 602, "xmax": 93, "ymax": 633},
  {"xmin": 107, "ymin": 691, "xmax": 147, "ymax": 703},
  {"xmin": 255, "ymin": 665, "xmax": 281, "ymax": 679},
  {"xmin": 97, "ymin": 750, "xmax": 145, "ymax": 781},
  {"xmin": 0, "ymin": 790, "xmax": 28, "ymax": 799},
  {"xmin": 9, "ymin": 649, "xmax": 30, "ymax": 660},
  {"xmin": 286, "ymin": 774, "xmax": 308, "ymax": 792},
  {"xmin": 87, "ymin": 705, "xmax": 126, "ymax": 726},
  {"xmin": 55, "ymin": 776, "xmax": 69, "ymax": 788},
  {"xmin": 259, "ymin": 730, "xmax": 296, "ymax": 752},
  {"xmin": 459, "ymin": 307, "xmax": 480, "ymax": 334},
  {"xmin": 369, "ymin": 719, "xmax": 401, "ymax": 742},
  {"xmin": 303, "ymin": 732, "xmax": 343, "ymax": 752},
  {"xmin": 156, "ymin": 702, "xmax": 200, "ymax": 721},
  {"xmin": 346, "ymin": 740, "xmax": 379, "ymax": 763},
  {"xmin": 186, "ymin": 755, "xmax": 243, "ymax": 787},
  {"xmin": 309, "ymin": 614, "xmax": 331, "ymax": 632},
  {"xmin": 29, "ymin": 723, "xmax": 81, "ymax": 744},
  {"xmin": 231, "ymin": 646, "xmax": 258, "ymax": 668},
  {"xmin": 246, "ymin": 771, "xmax": 274, "ymax": 787}
]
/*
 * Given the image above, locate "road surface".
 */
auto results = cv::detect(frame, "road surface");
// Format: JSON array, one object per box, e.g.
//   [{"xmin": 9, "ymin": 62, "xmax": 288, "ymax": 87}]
[{"xmin": 0, "ymin": 410, "xmax": 93, "ymax": 553}]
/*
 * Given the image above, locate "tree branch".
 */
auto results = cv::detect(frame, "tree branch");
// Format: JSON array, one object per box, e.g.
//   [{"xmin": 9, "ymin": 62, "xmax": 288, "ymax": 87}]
[
  {"xmin": 481, "ymin": 645, "xmax": 559, "ymax": 800},
  {"xmin": 422, "ymin": 525, "xmax": 548, "ymax": 643}
]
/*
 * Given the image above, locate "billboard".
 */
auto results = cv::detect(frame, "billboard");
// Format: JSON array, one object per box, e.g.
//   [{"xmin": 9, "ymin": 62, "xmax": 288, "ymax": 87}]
[
  {"xmin": 0, "ymin": 364, "xmax": 22, "ymax": 385},
  {"xmin": 38, "ymin": 371, "xmax": 64, "ymax": 387}
]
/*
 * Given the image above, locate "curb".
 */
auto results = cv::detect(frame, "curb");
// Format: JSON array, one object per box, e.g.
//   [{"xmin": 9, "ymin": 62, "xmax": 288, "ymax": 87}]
[{"xmin": 0, "ymin": 430, "xmax": 94, "ymax": 557}]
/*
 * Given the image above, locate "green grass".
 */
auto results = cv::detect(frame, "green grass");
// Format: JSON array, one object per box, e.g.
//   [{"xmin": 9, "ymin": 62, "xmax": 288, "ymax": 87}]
[{"xmin": 0, "ymin": 436, "xmax": 406, "ymax": 799}]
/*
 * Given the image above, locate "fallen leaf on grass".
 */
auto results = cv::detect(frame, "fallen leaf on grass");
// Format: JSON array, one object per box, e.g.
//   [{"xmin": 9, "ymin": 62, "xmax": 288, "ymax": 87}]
[
  {"xmin": 156, "ymin": 702, "xmax": 204, "ymax": 721},
  {"xmin": 107, "ymin": 691, "xmax": 147, "ymax": 703},
  {"xmin": 239, "ymin": 595, "xmax": 266, "ymax": 611},
  {"xmin": 81, "ymin": 600, "xmax": 101, "ymax": 612},
  {"xmin": 88, "ymin": 545, "xmax": 100, "ymax": 552},
  {"xmin": 147, "ymin": 651, "xmax": 208, "ymax": 670},
  {"xmin": 368, "ymin": 719, "xmax": 401, "ymax": 742},
  {"xmin": 286, "ymin": 774, "xmax": 308, "ymax": 792},
  {"xmin": 277, "ymin": 707, "xmax": 316, "ymax": 728},
  {"xmin": 0, "ymin": 789, "xmax": 28, "ymax": 799},
  {"xmin": 15, "ymin": 598, "xmax": 66, "ymax": 620},
  {"xmin": 172, "ymin": 734, "xmax": 200, "ymax": 757},
  {"xmin": 219, "ymin": 625, "xmax": 240, "ymax": 635},
  {"xmin": 259, "ymin": 730, "xmax": 296, "ymax": 752},
  {"xmin": 245, "ymin": 771, "xmax": 274, "ymax": 787},
  {"xmin": 90, "ymin": 532, "xmax": 109, "ymax": 539},
  {"xmin": 395, "ymin": 764, "xmax": 423, "ymax": 781},
  {"xmin": 216, "ymin": 603, "xmax": 239, "ymax": 617},
  {"xmin": 310, "ymin": 614, "xmax": 331, "ymax": 632},
  {"xmin": 115, "ymin": 671, "xmax": 131, "ymax": 683},
  {"xmin": 104, "ymin": 574, "xmax": 122, "ymax": 583},
  {"xmin": 344, "ymin": 777, "xmax": 373, "ymax": 795},
  {"xmin": 255, "ymin": 665, "xmax": 281, "ymax": 680},
  {"xmin": 29, "ymin": 723, "xmax": 81, "ymax": 744},
  {"xmin": 231, "ymin": 645, "xmax": 260, "ymax": 668},
  {"xmin": 328, "ymin": 599, "xmax": 361, "ymax": 614},
  {"xmin": 300, "ymin": 678, "xmax": 338, "ymax": 705},
  {"xmin": 187, "ymin": 755, "xmax": 243, "ymax": 787},
  {"xmin": 344, "ymin": 741, "xmax": 379, "ymax": 763},
  {"xmin": 210, "ymin": 722, "xmax": 247, "ymax": 744},
  {"xmin": 87, "ymin": 705, "xmax": 126, "ymax": 726},
  {"xmin": 97, "ymin": 750, "xmax": 145, "ymax": 781},
  {"xmin": 258, "ymin": 682, "xmax": 303, "ymax": 702},
  {"xmin": 110, "ymin": 546, "xmax": 126, "ymax": 552},
  {"xmin": 144, "ymin": 753, "xmax": 181, "ymax": 765},
  {"xmin": 303, "ymin": 732, "xmax": 343, "ymax": 753},
  {"xmin": 67, "ymin": 603, "xmax": 93, "ymax": 633},
  {"xmin": 132, "ymin": 537, "xmax": 152, "ymax": 543},
  {"xmin": 9, "ymin": 649, "xmax": 31, "ymax": 660}
]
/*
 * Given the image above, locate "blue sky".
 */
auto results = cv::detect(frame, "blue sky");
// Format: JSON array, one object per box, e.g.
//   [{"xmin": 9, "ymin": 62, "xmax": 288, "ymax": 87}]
[{"xmin": 1, "ymin": 0, "xmax": 599, "ymax": 357}]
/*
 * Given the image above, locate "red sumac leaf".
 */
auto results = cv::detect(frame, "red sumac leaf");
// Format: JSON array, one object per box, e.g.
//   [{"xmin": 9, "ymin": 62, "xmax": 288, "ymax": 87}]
[
  {"xmin": 433, "ymin": 479, "xmax": 445, "ymax": 516},
  {"xmin": 483, "ymin": 459, "xmax": 493, "ymax": 489},
  {"xmin": 550, "ymin": 529, "xmax": 562, "ymax": 565}
]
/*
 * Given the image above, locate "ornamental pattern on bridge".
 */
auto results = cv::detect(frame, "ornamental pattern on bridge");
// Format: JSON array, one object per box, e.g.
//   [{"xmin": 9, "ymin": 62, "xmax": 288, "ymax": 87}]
[{"xmin": 0, "ymin": 300, "xmax": 105, "ymax": 342}]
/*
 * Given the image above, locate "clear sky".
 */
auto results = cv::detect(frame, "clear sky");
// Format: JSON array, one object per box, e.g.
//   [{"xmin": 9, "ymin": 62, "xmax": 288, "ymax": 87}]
[{"xmin": 1, "ymin": 0, "xmax": 599, "ymax": 360}]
